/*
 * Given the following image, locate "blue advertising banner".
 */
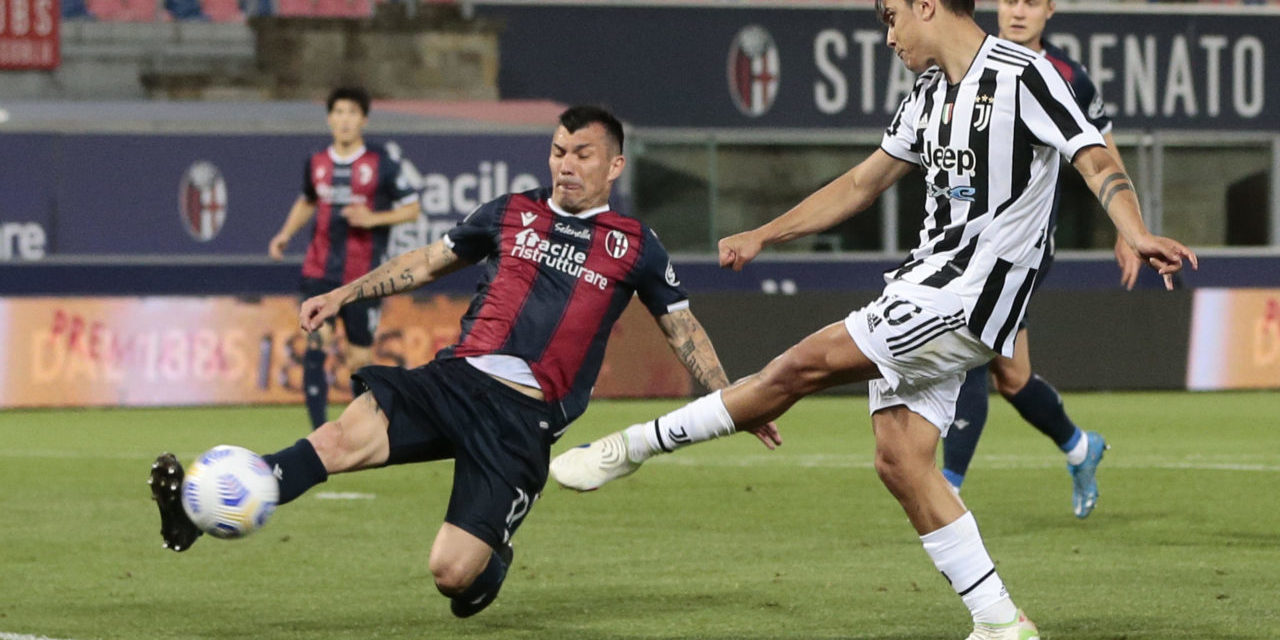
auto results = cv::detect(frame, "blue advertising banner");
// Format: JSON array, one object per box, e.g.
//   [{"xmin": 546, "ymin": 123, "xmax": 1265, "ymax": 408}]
[
  {"xmin": 0, "ymin": 132, "xmax": 554, "ymax": 258},
  {"xmin": 478, "ymin": 3, "xmax": 1277, "ymax": 131}
]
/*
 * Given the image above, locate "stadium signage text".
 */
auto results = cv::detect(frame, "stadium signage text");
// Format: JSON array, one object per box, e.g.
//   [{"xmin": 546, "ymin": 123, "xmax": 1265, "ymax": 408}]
[
  {"xmin": 482, "ymin": 4, "xmax": 1278, "ymax": 130},
  {"xmin": 0, "ymin": 0, "xmax": 58, "ymax": 70},
  {"xmin": 0, "ymin": 221, "xmax": 47, "ymax": 260}
]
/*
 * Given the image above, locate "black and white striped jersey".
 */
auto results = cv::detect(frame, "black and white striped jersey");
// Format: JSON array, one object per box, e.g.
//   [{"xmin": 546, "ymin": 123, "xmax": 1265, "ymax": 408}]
[{"xmin": 880, "ymin": 35, "xmax": 1106, "ymax": 358}]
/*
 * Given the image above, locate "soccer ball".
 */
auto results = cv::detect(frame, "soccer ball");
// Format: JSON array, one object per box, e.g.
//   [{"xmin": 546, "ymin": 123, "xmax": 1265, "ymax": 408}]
[{"xmin": 181, "ymin": 445, "xmax": 279, "ymax": 539}]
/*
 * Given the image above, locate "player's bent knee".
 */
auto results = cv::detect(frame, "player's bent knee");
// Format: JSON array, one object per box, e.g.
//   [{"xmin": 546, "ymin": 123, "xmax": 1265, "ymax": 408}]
[
  {"xmin": 993, "ymin": 370, "xmax": 1031, "ymax": 398},
  {"xmin": 307, "ymin": 400, "xmax": 389, "ymax": 472},
  {"xmin": 430, "ymin": 559, "xmax": 478, "ymax": 596}
]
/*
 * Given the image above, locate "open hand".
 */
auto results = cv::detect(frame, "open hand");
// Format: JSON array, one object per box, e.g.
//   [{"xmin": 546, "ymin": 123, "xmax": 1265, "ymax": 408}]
[
  {"xmin": 742, "ymin": 420, "xmax": 782, "ymax": 450},
  {"xmin": 1131, "ymin": 234, "xmax": 1198, "ymax": 290}
]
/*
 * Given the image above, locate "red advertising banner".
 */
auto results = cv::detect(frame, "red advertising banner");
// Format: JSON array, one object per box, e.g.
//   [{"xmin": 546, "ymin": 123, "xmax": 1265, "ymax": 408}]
[
  {"xmin": 0, "ymin": 295, "xmax": 691, "ymax": 408},
  {"xmin": 0, "ymin": 0, "xmax": 59, "ymax": 70},
  {"xmin": 1186, "ymin": 289, "xmax": 1280, "ymax": 390}
]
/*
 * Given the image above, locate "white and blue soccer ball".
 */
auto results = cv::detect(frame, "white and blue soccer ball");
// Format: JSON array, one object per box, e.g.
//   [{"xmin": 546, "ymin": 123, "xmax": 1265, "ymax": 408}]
[{"xmin": 181, "ymin": 445, "xmax": 278, "ymax": 539}]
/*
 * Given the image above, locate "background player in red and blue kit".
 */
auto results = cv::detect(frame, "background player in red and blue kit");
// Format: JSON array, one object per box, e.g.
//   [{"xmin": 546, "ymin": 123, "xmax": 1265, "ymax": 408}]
[
  {"xmin": 150, "ymin": 106, "xmax": 780, "ymax": 617},
  {"xmin": 267, "ymin": 87, "xmax": 421, "ymax": 429},
  {"xmin": 940, "ymin": 0, "xmax": 1146, "ymax": 518}
]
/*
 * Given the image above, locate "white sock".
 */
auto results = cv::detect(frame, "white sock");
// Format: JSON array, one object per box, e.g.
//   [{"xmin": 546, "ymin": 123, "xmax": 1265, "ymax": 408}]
[
  {"xmin": 1065, "ymin": 430, "xmax": 1090, "ymax": 466},
  {"xmin": 622, "ymin": 390, "xmax": 736, "ymax": 462},
  {"xmin": 920, "ymin": 511, "xmax": 1018, "ymax": 624}
]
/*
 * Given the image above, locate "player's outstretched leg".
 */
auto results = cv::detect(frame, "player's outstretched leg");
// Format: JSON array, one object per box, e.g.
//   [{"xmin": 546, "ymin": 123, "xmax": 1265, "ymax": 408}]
[
  {"xmin": 551, "ymin": 391, "xmax": 735, "ymax": 491},
  {"xmin": 1068, "ymin": 431, "xmax": 1108, "ymax": 518},
  {"xmin": 147, "ymin": 453, "xmax": 202, "ymax": 552}
]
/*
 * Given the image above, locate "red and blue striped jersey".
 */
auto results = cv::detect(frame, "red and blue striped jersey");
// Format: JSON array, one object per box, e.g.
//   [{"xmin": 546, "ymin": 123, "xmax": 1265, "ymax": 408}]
[
  {"xmin": 439, "ymin": 188, "xmax": 688, "ymax": 423},
  {"xmin": 1042, "ymin": 41, "xmax": 1112, "ymax": 136},
  {"xmin": 301, "ymin": 144, "xmax": 417, "ymax": 284}
]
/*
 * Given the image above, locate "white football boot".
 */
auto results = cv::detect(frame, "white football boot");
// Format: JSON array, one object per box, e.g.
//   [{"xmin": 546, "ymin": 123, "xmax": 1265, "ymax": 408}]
[
  {"xmin": 549, "ymin": 432, "xmax": 641, "ymax": 491},
  {"xmin": 965, "ymin": 609, "xmax": 1040, "ymax": 640}
]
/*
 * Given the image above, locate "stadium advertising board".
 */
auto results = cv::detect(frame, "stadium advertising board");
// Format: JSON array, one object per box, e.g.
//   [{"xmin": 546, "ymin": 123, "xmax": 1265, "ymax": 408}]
[
  {"xmin": 480, "ymin": 3, "xmax": 1278, "ymax": 131},
  {"xmin": 0, "ymin": 132, "xmax": 550, "ymax": 259},
  {"xmin": 0, "ymin": 0, "xmax": 58, "ymax": 70},
  {"xmin": 0, "ymin": 295, "xmax": 689, "ymax": 408},
  {"xmin": 1187, "ymin": 288, "xmax": 1280, "ymax": 390}
]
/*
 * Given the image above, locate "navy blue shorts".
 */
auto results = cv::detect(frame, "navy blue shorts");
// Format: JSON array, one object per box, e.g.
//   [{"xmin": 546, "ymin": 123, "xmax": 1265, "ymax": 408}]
[
  {"xmin": 352, "ymin": 358, "xmax": 565, "ymax": 548},
  {"xmin": 301, "ymin": 277, "xmax": 380, "ymax": 347}
]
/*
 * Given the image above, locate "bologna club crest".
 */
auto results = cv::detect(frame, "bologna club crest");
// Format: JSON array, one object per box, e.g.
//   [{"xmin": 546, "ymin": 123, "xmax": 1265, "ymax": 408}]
[
  {"xmin": 727, "ymin": 25, "xmax": 780, "ymax": 118},
  {"xmin": 179, "ymin": 161, "xmax": 227, "ymax": 242},
  {"xmin": 605, "ymin": 230, "xmax": 630, "ymax": 259}
]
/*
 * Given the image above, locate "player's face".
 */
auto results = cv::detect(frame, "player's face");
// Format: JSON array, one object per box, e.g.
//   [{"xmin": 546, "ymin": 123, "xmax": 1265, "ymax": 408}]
[
  {"xmin": 327, "ymin": 99, "xmax": 368, "ymax": 147},
  {"xmin": 881, "ymin": 0, "xmax": 931, "ymax": 73},
  {"xmin": 548, "ymin": 123, "xmax": 625, "ymax": 214},
  {"xmin": 998, "ymin": 0, "xmax": 1054, "ymax": 49}
]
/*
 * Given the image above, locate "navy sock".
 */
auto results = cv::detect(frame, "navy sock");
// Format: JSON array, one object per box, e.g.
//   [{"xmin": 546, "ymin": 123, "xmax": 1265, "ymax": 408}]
[
  {"xmin": 943, "ymin": 364, "xmax": 991, "ymax": 489},
  {"xmin": 1007, "ymin": 374, "xmax": 1079, "ymax": 450},
  {"xmin": 456, "ymin": 550, "xmax": 508, "ymax": 600},
  {"xmin": 261, "ymin": 438, "xmax": 328, "ymax": 505},
  {"xmin": 448, "ymin": 548, "xmax": 510, "ymax": 617},
  {"xmin": 302, "ymin": 348, "xmax": 328, "ymax": 430}
]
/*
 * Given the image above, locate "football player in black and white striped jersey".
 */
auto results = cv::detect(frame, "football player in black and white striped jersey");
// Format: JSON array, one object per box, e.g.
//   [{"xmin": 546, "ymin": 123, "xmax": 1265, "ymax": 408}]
[
  {"xmin": 941, "ymin": 0, "xmax": 1146, "ymax": 520},
  {"xmin": 551, "ymin": 1, "xmax": 1195, "ymax": 637}
]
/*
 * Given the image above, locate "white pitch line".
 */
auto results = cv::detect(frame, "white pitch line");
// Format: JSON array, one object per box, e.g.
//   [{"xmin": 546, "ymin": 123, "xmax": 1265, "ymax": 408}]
[
  {"xmin": 314, "ymin": 491, "xmax": 376, "ymax": 500},
  {"xmin": 646, "ymin": 454, "xmax": 1280, "ymax": 473},
  {"xmin": 0, "ymin": 632, "xmax": 86, "ymax": 640}
]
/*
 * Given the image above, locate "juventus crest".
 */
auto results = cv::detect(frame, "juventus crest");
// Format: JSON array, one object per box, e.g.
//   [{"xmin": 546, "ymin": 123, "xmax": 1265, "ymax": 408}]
[{"xmin": 972, "ymin": 94, "xmax": 995, "ymax": 132}]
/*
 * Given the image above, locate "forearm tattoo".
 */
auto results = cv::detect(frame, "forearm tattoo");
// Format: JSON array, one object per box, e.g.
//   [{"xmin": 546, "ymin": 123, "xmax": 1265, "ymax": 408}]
[
  {"xmin": 1097, "ymin": 172, "xmax": 1135, "ymax": 211},
  {"xmin": 351, "ymin": 267, "xmax": 416, "ymax": 302},
  {"xmin": 663, "ymin": 310, "xmax": 731, "ymax": 391}
]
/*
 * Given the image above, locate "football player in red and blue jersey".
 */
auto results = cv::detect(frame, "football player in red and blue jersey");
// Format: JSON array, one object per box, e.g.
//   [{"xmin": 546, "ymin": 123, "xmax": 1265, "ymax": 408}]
[
  {"xmin": 940, "ymin": 0, "xmax": 1146, "ymax": 519},
  {"xmin": 150, "ymin": 105, "xmax": 780, "ymax": 617},
  {"xmin": 267, "ymin": 87, "xmax": 421, "ymax": 430}
]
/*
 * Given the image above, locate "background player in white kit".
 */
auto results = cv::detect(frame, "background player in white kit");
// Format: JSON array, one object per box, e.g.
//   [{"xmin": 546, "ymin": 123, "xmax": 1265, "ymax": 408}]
[{"xmin": 551, "ymin": 1, "xmax": 1196, "ymax": 638}]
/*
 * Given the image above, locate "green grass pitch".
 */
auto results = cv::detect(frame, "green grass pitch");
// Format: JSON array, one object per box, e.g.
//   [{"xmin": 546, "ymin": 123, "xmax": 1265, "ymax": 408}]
[{"xmin": 1, "ymin": 391, "xmax": 1277, "ymax": 639}]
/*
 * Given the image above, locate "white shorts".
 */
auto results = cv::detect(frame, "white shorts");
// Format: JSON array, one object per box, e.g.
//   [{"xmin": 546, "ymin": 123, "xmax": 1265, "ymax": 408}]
[{"xmin": 844, "ymin": 284, "xmax": 996, "ymax": 434}]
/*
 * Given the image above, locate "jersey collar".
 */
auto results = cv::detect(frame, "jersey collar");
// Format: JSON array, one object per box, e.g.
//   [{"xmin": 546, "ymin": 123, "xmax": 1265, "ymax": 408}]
[
  {"xmin": 548, "ymin": 198, "xmax": 610, "ymax": 220},
  {"xmin": 327, "ymin": 145, "xmax": 367, "ymax": 164}
]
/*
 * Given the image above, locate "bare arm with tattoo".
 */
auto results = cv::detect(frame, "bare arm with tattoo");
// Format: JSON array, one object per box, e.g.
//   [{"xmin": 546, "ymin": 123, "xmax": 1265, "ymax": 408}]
[
  {"xmin": 658, "ymin": 308, "xmax": 731, "ymax": 392},
  {"xmin": 656, "ymin": 307, "xmax": 782, "ymax": 450},
  {"xmin": 299, "ymin": 239, "xmax": 468, "ymax": 332},
  {"xmin": 1072, "ymin": 145, "xmax": 1198, "ymax": 290}
]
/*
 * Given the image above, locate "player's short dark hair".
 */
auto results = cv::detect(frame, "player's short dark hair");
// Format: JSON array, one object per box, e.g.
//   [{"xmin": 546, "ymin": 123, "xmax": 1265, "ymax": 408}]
[
  {"xmin": 875, "ymin": 0, "xmax": 975, "ymax": 22},
  {"xmin": 327, "ymin": 87, "xmax": 371, "ymax": 116},
  {"xmin": 558, "ymin": 105, "xmax": 624, "ymax": 155}
]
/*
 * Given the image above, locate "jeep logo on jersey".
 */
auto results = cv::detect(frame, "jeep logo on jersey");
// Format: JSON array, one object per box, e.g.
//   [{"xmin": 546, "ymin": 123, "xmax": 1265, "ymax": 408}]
[
  {"xmin": 605, "ymin": 230, "xmax": 630, "ymax": 259},
  {"xmin": 179, "ymin": 161, "xmax": 227, "ymax": 242},
  {"xmin": 920, "ymin": 140, "xmax": 978, "ymax": 177},
  {"xmin": 728, "ymin": 25, "xmax": 779, "ymax": 118}
]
